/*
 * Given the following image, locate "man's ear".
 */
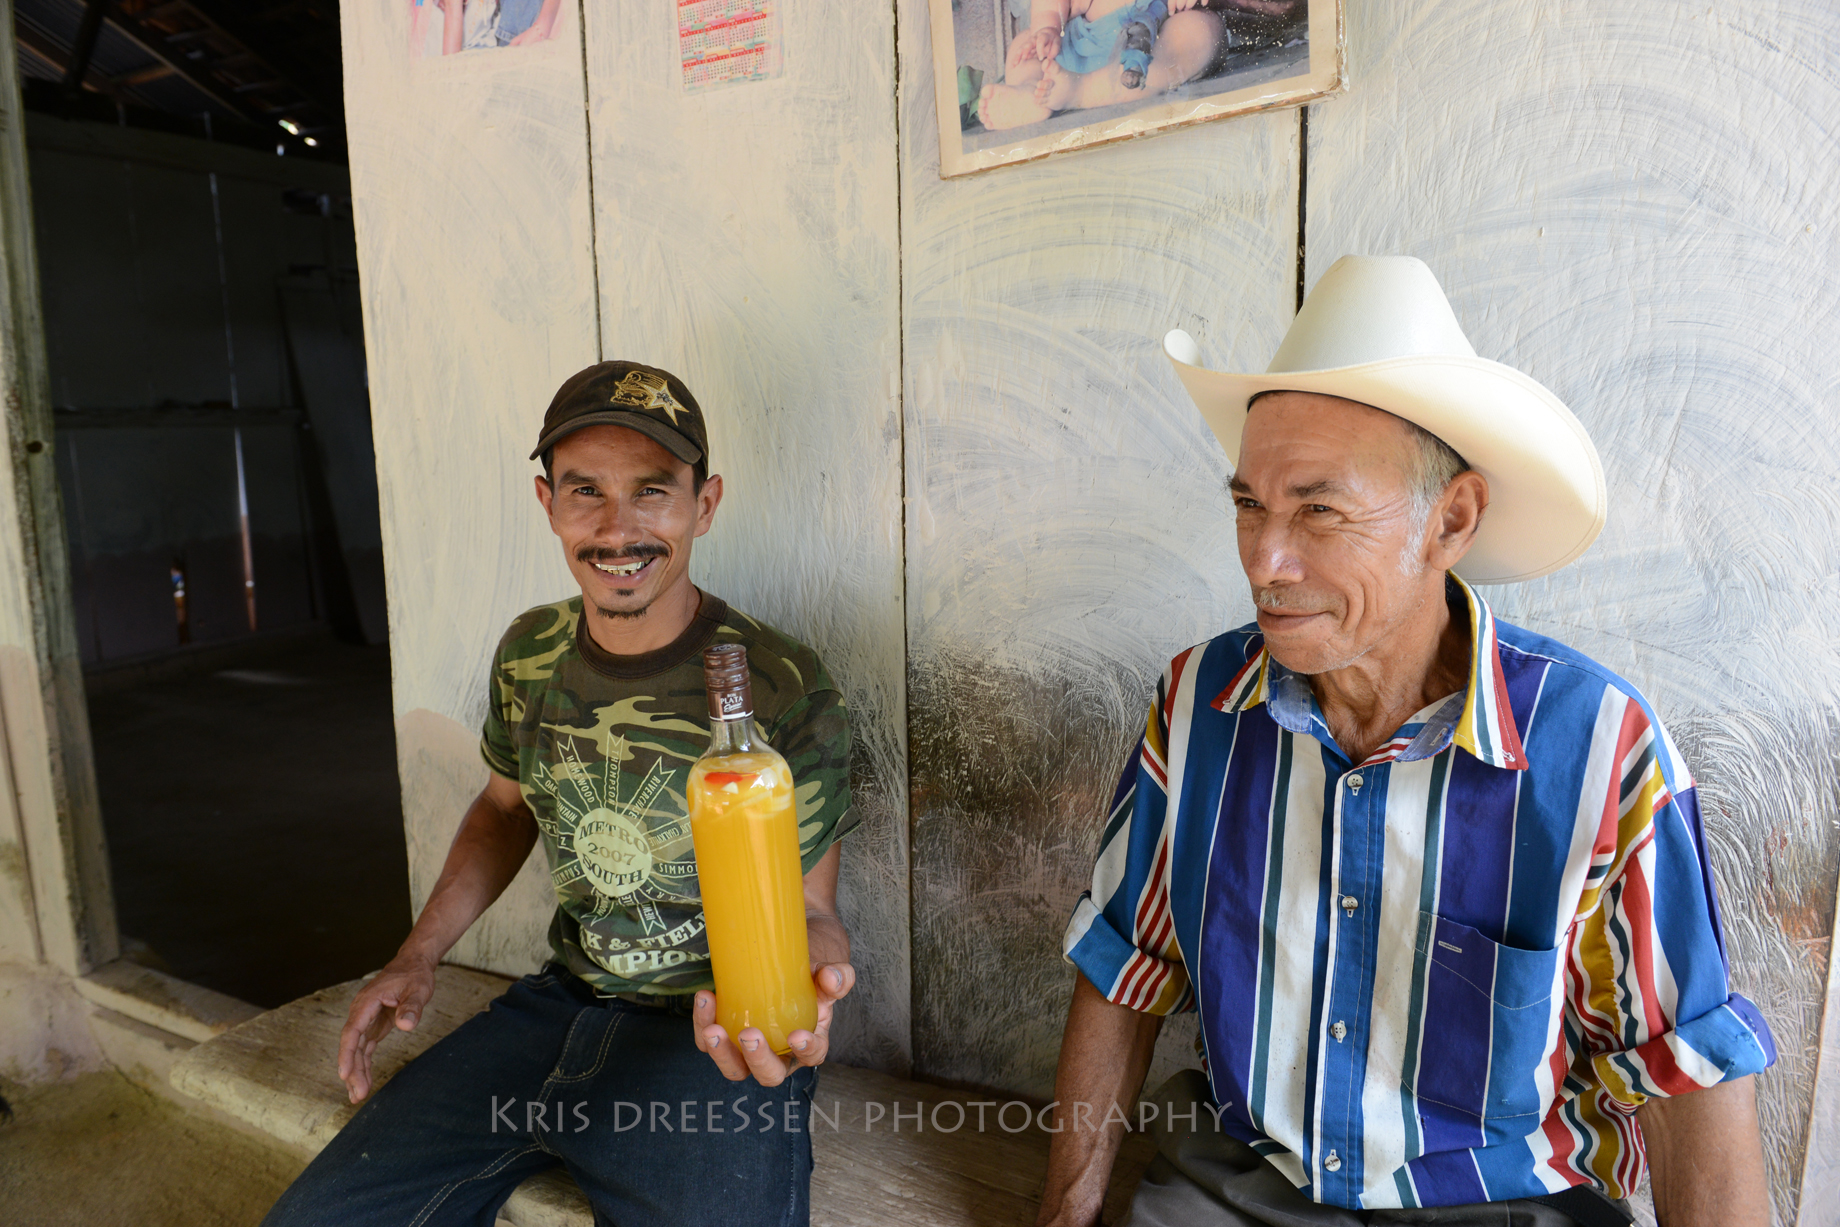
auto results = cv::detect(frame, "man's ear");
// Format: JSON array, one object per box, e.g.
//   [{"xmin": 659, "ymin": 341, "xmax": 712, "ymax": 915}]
[
  {"xmin": 1429, "ymin": 470, "xmax": 1489, "ymax": 570},
  {"xmin": 693, "ymin": 473, "xmax": 724, "ymax": 538},
  {"xmin": 535, "ymin": 473, "xmax": 555, "ymax": 518}
]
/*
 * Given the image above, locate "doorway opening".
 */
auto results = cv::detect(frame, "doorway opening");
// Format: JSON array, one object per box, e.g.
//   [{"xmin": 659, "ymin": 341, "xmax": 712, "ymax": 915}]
[{"xmin": 17, "ymin": 1, "xmax": 410, "ymax": 1008}]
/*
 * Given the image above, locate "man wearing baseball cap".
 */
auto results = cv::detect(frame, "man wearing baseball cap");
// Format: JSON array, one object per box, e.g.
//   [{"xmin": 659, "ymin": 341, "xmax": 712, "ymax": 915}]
[
  {"xmin": 1039, "ymin": 258, "xmax": 1775, "ymax": 1227},
  {"xmin": 262, "ymin": 361, "xmax": 859, "ymax": 1226}
]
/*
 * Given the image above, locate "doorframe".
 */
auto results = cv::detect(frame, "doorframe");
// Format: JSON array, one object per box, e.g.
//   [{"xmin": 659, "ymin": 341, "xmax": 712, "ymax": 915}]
[{"xmin": 0, "ymin": 0, "xmax": 118, "ymax": 976}]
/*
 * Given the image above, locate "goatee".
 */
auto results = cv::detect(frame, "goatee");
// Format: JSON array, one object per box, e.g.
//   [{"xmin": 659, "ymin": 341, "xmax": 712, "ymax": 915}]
[{"xmin": 595, "ymin": 601, "xmax": 652, "ymax": 621}]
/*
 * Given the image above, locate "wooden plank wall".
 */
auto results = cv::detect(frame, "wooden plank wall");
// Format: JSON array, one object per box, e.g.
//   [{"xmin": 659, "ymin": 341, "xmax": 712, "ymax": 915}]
[
  {"xmin": 340, "ymin": 0, "xmax": 909, "ymax": 1070},
  {"xmin": 337, "ymin": 0, "xmax": 1839, "ymax": 1215},
  {"xmin": 337, "ymin": 0, "xmax": 600, "ymax": 977},
  {"xmin": 578, "ymin": 4, "xmax": 909, "ymax": 1070},
  {"xmin": 897, "ymin": 0, "xmax": 1297, "ymax": 1098}
]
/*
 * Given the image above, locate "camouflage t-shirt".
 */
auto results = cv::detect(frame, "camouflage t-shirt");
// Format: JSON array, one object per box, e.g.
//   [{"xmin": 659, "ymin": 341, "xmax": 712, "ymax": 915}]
[{"xmin": 480, "ymin": 591, "xmax": 855, "ymax": 996}]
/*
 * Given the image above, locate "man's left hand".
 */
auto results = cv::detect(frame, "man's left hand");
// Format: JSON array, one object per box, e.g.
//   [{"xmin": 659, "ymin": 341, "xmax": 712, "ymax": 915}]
[{"xmin": 694, "ymin": 962, "xmax": 856, "ymax": 1086}]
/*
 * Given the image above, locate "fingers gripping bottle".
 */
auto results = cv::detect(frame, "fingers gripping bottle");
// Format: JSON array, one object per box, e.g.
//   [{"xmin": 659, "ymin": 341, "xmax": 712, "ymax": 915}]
[{"xmin": 687, "ymin": 644, "xmax": 817, "ymax": 1054}]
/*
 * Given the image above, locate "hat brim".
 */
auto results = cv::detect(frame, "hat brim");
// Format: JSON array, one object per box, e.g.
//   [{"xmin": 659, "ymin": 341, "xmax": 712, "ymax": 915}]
[
  {"xmin": 1164, "ymin": 336, "xmax": 1606, "ymax": 584},
  {"xmin": 530, "ymin": 411, "xmax": 704, "ymax": 466}
]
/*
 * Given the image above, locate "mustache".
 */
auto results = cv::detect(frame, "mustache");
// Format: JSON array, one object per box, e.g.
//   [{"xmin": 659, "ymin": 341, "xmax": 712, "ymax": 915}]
[
  {"xmin": 576, "ymin": 544, "xmax": 668, "ymax": 564},
  {"xmin": 1252, "ymin": 588, "xmax": 1321, "ymax": 614}
]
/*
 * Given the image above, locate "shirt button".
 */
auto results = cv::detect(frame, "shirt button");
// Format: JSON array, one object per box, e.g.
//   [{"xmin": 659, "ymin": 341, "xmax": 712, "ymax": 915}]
[
  {"xmin": 1346, "ymin": 773, "xmax": 1364, "ymax": 790},
  {"xmin": 1341, "ymin": 895, "xmax": 1359, "ymax": 913},
  {"xmin": 1325, "ymin": 1150, "xmax": 1342, "ymax": 1172},
  {"xmin": 1331, "ymin": 1021, "xmax": 1347, "ymax": 1041}
]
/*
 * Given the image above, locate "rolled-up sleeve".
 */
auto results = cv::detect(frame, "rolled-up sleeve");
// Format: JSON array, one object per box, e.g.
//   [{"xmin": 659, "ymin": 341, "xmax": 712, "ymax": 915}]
[
  {"xmin": 1567, "ymin": 706, "xmax": 1776, "ymax": 1106},
  {"xmin": 1062, "ymin": 684, "xmax": 1192, "ymax": 1016}
]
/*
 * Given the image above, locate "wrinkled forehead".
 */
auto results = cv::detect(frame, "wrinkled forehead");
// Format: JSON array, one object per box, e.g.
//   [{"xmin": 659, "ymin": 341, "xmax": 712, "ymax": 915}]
[
  {"xmin": 1244, "ymin": 388, "xmax": 1410, "ymax": 431},
  {"xmin": 1236, "ymin": 391, "xmax": 1420, "ymax": 490}
]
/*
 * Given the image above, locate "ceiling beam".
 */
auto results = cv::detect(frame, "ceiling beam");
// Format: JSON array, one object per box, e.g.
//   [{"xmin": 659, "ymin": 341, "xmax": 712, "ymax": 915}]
[
  {"xmin": 14, "ymin": 26, "xmax": 81, "ymax": 80},
  {"xmin": 164, "ymin": 0, "xmax": 343, "ymax": 124},
  {"xmin": 61, "ymin": 0, "xmax": 114, "ymax": 95},
  {"xmin": 116, "ymin": 62, "xmax": 177, "ymax": 86},
  {"xmin": 15, "ymin": 0, "xmax": 345, "ymax": 156},
  {"xmin": 95, "ymin": 10, "xmax": 261, "ymax": 122},
  {"xmin": 13, "ymin": 32, "xmax": 65, "ymax": 76},
  {"xmin": 14, "ymin": 23, "xmax": 121, "ymax": 99}
]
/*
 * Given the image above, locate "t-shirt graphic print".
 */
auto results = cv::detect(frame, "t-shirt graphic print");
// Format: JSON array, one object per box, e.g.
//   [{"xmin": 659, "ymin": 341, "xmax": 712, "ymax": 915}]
[{"xmin": 479, "ymin": 592, "xmax": 854, "ymax": 996}]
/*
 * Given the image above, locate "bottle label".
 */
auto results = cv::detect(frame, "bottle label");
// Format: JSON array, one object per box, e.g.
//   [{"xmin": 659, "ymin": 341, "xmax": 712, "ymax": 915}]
[{"xmin": 703, "ymin": 643, "xmax": 754, "ymax": 721}]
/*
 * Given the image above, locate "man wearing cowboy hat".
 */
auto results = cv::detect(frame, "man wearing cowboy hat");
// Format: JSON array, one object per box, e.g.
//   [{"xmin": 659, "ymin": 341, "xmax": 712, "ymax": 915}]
[{"xmin": 1037, "ymin": 257, "xmax": 1775, "ymax": 1227}]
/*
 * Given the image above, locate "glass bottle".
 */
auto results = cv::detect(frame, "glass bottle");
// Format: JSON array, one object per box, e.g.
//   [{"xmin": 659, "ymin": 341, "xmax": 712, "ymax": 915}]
[{"xmin": 687, "ymin": 643, "xmax": 817, "ymax": 1054}]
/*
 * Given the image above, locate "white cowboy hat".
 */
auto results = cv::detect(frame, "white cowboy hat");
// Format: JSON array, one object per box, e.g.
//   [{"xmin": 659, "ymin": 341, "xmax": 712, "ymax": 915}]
[{"xmin": 1163, "ymin": 255, "xmax": 1606, "ymax": 584}]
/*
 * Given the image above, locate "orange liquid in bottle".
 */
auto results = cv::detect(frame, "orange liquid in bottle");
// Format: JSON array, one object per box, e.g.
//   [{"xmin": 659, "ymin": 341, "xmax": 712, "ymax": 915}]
[{"xmin": 687, "ymin": 750, "xmax": 816, "ymax": 1054}]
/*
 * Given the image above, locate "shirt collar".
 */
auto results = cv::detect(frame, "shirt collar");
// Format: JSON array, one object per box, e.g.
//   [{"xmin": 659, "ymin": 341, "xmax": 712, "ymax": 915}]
[{"xmin": 1212, "ymin": 574, "xmax": 1529, "ymax": 771}]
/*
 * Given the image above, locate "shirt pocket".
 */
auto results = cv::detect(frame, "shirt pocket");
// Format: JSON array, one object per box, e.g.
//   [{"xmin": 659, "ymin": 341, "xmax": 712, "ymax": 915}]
[{"xmin": 1411, "ymin": 911, "xmax": 1563, "ymax": 1144}]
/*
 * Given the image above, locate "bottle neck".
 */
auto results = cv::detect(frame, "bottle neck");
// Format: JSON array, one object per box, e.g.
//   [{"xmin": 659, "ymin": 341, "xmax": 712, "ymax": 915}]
[{"xmin": 705, "ymin": 714, "xmax": 759, "ymax": 756}]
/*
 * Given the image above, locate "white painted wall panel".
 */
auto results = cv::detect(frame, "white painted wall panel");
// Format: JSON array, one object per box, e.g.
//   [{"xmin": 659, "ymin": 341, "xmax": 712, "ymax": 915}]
[
  {"xmin": 900, "ymin": 0, "xmax": 1299, "ymax": 1095},
  {"xmin": 579, "ymin": 3, "xmax": 908, "ymax": 1069},
  {"xmin": 339, "ymin": 2, "xmax": 599, "ymax": 976},
  {"xmin": 1305, "ymin": 3, "xmax": 1840, "ymax": 1221},
  {"xmin": 334, "ymin": 0, "xmax": 1840, "ymax": 1201}
]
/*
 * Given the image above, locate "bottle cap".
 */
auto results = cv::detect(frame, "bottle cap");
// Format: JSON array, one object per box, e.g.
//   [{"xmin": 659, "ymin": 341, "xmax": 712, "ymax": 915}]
[{"xmin": 703, "ymin": 643, "xmax": 753, "ymax": 721}]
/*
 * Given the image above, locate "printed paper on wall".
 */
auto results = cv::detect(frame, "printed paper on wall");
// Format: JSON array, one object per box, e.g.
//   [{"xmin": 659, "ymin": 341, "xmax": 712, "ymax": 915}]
[{"xmin": 679, "ymin": 0, "xmax": 785, "ymax": 94}]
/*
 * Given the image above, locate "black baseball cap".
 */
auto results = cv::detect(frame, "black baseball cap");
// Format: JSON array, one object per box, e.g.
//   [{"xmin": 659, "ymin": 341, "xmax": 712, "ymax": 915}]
[{"xmin": 530, "ymin": 361, "xmax": 709, "ymax": 470}]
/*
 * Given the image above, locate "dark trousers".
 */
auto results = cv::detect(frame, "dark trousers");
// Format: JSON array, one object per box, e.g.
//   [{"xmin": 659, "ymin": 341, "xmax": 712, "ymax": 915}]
[
  {"xmin": 1122, "ymin": 1072, "xmax": 1632, "ymax": 1227},
  {"xmin": 261, "ymin": 968, "xmax": 815, "ymax": 1227}
]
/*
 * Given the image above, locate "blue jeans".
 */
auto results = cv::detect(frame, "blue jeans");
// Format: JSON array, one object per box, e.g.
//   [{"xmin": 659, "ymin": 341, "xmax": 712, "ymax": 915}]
[{"xmin": 262, "ymin": 968, "xmax": 816, "ymax": 1227}]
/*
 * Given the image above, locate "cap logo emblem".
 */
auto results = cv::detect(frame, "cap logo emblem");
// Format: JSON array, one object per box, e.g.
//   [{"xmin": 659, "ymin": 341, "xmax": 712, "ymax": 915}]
[{"xmin": 609, "ymin": 370, "xmax": 685, "ymax": 425}]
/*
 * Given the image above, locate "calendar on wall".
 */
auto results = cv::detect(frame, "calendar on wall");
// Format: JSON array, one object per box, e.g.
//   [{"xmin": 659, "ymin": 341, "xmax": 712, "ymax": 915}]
[{"xmin": 678, "ymin": 0, "xmax": 783, "ymax": 94}]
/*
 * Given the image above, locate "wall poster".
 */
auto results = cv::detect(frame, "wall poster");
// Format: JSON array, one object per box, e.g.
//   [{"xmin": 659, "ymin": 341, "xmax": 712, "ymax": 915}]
[
  {"xmin": 409, "ymin": 0, "xmax": 563, "ymax": 56},
  {"xmin": 928, "ymin": 0, "xmax": 1344, "ymax": 177}
]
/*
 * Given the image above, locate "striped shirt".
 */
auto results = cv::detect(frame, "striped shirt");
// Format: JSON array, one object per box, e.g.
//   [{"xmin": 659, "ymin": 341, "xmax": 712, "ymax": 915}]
[{"xmin": 1062, "ymin": 576, "xmax": 1775, "ymax": 1209}]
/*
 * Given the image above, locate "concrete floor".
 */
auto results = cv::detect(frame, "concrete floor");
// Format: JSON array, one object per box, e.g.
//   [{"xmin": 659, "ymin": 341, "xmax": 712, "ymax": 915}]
[
  {"xmin": 0, "ymin": 1072, "xmax": 304, "ymax": 1226},
  {"xmin": 86, "ymin": 630, "xmax": 414, "ymax": 1008}
]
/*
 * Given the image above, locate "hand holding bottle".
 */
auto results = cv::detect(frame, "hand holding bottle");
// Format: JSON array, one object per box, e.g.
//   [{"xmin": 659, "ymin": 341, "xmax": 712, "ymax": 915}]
[
  {"xmin": 688, "ymin": 644, "xmax": 854, "ymax": 1085},
  {"xmin": 694, "ymin": 949, "xmax": 856, "ymax": 1086}
]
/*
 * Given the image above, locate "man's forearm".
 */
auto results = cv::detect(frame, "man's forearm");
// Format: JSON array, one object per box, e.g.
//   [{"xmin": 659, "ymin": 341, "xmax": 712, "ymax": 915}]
[
  {"xmin": 1639, "ymin": 1075, "xmax": 1770, "ymax": 1227},
  {"xmin": 1036, "ymin": 975, "xmax": 1164, "ymax": 1227},
  {"xmin": 806, "ymin": 911, "xmax": 850, "ymax": 969},
  {"xmin": 802, "ymin": 843, "xmax": 850, "ymax": 969},
  {"xmin": 397, "ymin": 785, "xmax": 539, "ymax": 968}
]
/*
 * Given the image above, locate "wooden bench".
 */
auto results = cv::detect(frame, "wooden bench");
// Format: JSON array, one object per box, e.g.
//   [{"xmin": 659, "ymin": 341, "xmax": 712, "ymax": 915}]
[{"xmin": 169, "ymin": 967, "xmax": 1153, "ymax": 1226}]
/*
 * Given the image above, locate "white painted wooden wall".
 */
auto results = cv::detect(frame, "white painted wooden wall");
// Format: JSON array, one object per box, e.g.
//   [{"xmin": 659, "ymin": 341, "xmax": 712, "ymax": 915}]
[
  {"xmin": 577, "ymin": 3, "xmax": 909, "ymax": 1071},
  {"xmin": 897, "ymin": 0, "xmax": 1292, "ymax": 1103},
  {"xmin": 338, "ymin": 0, "xmax": 1838, "ymax": 1218},
  {"xmin": 339, "ymin": 0, "xmax": 910, "ymax": 1069},
  {"xmin": 339, "ymin": 0, "xmax": 597, "ymax": 999}
]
